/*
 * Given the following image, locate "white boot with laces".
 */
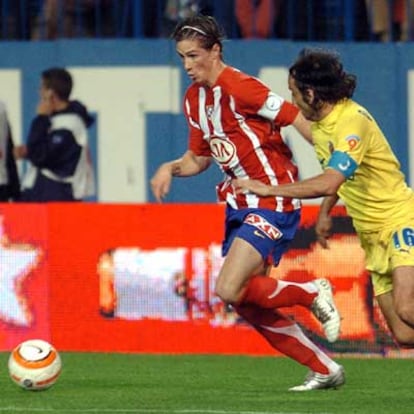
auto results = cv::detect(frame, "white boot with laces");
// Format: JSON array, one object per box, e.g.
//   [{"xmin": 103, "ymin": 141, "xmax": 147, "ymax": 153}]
[{"xmin": 311, "ymin": 278, "xmax": 341, "ymax": 342}]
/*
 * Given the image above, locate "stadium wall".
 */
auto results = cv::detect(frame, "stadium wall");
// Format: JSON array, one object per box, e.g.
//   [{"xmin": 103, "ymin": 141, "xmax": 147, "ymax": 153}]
[
  {"xmin": 0, "ymin": 203, "xmax": 399, "ymax": 357},
  {"xmin": 0, "ymin": 39, "xmax": 412, "ymax": 203}
]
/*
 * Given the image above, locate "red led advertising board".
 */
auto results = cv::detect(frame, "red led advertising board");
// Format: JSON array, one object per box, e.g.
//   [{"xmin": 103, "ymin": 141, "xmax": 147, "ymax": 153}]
[{"xmin": 0, "ymin": 203, "xmax": 396, "ymax": 356}]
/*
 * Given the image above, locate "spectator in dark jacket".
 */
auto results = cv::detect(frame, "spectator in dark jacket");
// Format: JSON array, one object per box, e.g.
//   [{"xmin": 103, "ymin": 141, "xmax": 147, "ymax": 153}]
[{"xmin": 14, "ymin": 67, "xmax": 95, "ymax": 202}]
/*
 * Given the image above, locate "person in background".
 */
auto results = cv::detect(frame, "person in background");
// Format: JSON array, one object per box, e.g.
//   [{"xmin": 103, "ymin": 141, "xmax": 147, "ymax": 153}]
[
  {"xmin": 14, "ymin": 67, "xmax": 95, "ymax": 202},
  {"xmin": 162, "ymin": 0, "xmax": 199, "ymax": 36},
  {"xmin": 0, "ymin": 102, "xmax": 20, "ymax": 201},
  {"xmin": 364, "ymin": 0, "xmax": 414, "ymax": 41},
  {"xmin": 150, "ymin": 15, "xmax": 344, "ymax": 391},
  {"xmin": 162, "ymin": 0, "xmax": 236, "ymax": 38},
  {"xmin": 233, "ymin": 47, "xmax": 414, "ymax": 354},
  {"xmin": 31, "ymin": 0, "xmax": 116, "ymax": 40},
  {"xmin": 235, "ymin": 0, "xmax": 281, "ymax": 38}
]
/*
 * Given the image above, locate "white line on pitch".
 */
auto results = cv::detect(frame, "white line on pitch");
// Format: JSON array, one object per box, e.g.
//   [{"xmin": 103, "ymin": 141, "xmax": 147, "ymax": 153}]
[{"xmin": 0, "ymin": 408, "xmax": 332, "ymax": 414}]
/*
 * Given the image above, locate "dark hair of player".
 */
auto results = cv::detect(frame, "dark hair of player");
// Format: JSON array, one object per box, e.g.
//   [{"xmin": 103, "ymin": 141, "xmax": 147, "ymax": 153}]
[
  {"xmin": 171, "ymin": 15, "xmax": 225, "ymax": 53},
  {"xmin": 289, "ymin": 48, "xmax": 357, "ymax": 108}
]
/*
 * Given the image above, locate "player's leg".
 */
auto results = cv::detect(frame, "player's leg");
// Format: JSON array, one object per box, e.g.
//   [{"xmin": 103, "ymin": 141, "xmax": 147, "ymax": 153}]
[
  {"xmin": 375, "ymin": 289, "xmax": 414, "ymax": 347},
  {"xmin": 377, "ymin": 223, "xmax": 414, "ymax": 345},
  {"xmin": 234, "ymin": 303, "xmax": 345, "ymax": 391},
  {"xmin": 361, "ymin": 223, "xmax": 414, "ymax": 346},
  {"xmin": 389, "ymin": 222, "xmax": 414, "ymax": 332},
  {"xmin": 215, "ymin": 235, "xmax": 267, "ymax": 304},
  {"xmin": 216, "ymin": 235, "xmax": 325, "ymax": 311},
  {"xmin": 393, "ymin": 266, "xmax": 414, "ymax": 331},
  {"xmin": 215, "ymin": 208, "xmax": 317, "ymax": 305},
  {"xmin": 215, "ymin": 208, "xmax": 341, "ymax": 342},
  {"xmin": 371, "ymin": 265, "xmax": 414, "ymax": 347},
  {"xmin": 215, "ymin": 208, "xmax": 344, "ymax": 390}
]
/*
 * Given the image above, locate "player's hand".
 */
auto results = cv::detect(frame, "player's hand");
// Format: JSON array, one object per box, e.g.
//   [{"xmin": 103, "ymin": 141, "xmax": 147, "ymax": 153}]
[
  {"xmin": 150, "ymin": 164, "xmax": 173, "ymax": 203},
  {"xmin": 232, "ymin": 178, "xmax": 273, "ymax": 197},
  {"xmin": 315, "ymin": 214, "xmax": 332, "ymax": 249}
]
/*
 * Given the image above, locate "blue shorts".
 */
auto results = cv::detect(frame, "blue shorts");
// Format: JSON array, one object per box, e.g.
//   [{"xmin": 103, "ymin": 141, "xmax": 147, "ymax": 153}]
[{"xmin": 222, "ymin": 206, "xmax": 301, "ymax": 266}]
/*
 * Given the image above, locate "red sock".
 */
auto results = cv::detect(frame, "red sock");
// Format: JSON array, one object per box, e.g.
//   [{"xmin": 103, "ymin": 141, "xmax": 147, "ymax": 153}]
[
  {"xmin": 234, "ymin": 304, "xmax": 331, "ymax": 375},
  {"xmin": 239, "ymin": 275, "xmax": 318, "ymax": 309}
]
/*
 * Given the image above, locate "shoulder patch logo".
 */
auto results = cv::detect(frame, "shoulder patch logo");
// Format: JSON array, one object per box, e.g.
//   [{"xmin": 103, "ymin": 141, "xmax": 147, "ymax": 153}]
[{"xmin": 345, "ymin": 135, "xmax": 360, "ymax": 150}]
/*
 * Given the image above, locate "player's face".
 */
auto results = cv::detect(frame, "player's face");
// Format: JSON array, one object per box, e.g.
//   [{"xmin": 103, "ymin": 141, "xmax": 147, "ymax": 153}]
[
  {"xmin": 288, "ymin": 76, "xmax": 321, "ymax": 121},
  {"xmin": 176, "ymin": 39, "xmax": 217, "ymax": 86}
]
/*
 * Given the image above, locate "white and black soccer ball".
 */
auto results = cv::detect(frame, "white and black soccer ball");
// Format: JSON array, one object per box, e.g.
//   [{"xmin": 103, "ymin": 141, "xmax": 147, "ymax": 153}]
[{"xmin": 8, "ymin": 339, "xmax": 62, "ymax": 391}]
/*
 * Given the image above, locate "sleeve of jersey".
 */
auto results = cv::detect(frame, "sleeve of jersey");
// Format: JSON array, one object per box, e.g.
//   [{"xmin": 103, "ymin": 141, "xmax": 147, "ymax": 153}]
[
  {"xmin": 274, "ymin": 101, "xmax": 299, "ymax": 126},
  {"xmin": 183, "ymin": 96, "xmax": 211, "ymax": 157},
  {"xmin": 326, "ymin": 117, "xmax": 369, "ymax": 179},
  {"xmin": 234, "ymin": 77, "xmax": 298, "ymax": 126}
]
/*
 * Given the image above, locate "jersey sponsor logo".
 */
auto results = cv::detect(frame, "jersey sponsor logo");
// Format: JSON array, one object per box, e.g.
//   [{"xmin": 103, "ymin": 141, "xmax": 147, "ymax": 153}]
[
  {"xmin": 345, "ymin": 135, "xmax": 360, "ymax": 150},
  {"xmin": 209, "ymin": 137, "xmax": 236, "ymax": 166},
  {"xmin": 244, "ymin": 213, "xmax": 283, "ymax": 240}
]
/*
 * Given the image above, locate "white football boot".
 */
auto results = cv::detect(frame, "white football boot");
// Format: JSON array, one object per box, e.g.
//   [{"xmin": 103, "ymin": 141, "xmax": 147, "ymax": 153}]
[
  {"xmin": 311, "ymin": 278, "xmax": 341, "ymax": 342},
  {"xmin": 289, "ymin": 365, "xmax": 345, "ymax": 391}
]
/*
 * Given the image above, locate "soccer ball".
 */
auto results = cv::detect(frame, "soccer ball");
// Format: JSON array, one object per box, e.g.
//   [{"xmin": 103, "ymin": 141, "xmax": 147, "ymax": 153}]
[{"xmin": 8, "ymin": 339, "xmax": 62, "ymax": 391}]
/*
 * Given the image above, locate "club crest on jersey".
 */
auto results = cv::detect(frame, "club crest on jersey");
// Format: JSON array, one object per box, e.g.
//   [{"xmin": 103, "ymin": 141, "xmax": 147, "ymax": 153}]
[
  {"xmin": 345, "ymin": 135, "xmax": 360, "ymax": 150},
  {"xmin": 210, "ymin": 137, "xmax": 236, "ymax": 166},
  {"xmin": 244, "ymin": 213, "xmax": 283, "ymax": 240},
  {"xmin": 206, "ymin": 105, "xmax": 214, "ymax": 119}
]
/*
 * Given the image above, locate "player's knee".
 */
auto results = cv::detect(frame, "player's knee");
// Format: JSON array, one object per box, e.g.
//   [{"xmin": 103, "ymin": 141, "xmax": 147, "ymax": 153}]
[
  {"xmin": 395, "ymin": 303, "xmax": 414, "ymax": 329},
  {"xmin": 393, "ymin": 331, "xmax": 414, "ymax": 348},
  {"xmin": 215, "ymin": 281, "xmax": 239, "ymax": 304}
]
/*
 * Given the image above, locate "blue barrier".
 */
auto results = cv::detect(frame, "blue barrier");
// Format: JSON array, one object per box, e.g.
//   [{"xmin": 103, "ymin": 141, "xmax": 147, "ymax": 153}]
[{"xmin": 0, "ymin": 38, "xmax": 411, "ymax": 202}]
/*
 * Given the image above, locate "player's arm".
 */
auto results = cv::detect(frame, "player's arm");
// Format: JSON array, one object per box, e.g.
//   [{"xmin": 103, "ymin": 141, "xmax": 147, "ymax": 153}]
[
  {"xmin": 291, "ymin": 111, "xmax": 313, "ymax": 144},
  {"xmin": 233, "ymin": 168, "xmax": 345, "ymax": 198},
  {"xmin": 236, "ymin": 78, "xmax": 313, "ymax": 142},
  {"xmin": 315, "ymin": 194, "xmax": 339, "ymax": 248},
  {"xmin": 233, "ymin": 149, "xmax": 357, "ymax": 198},
  {"xmin": 150, "ymin": 150, "xmax": 212, "ymax": 202},
  {"xmin": 169, "ymin": 150, "xmax": 211, "ymax": 177}
]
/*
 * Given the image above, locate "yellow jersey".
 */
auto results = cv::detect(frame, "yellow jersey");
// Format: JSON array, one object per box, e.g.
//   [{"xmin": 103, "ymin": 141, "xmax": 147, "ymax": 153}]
[{"xmin": 312, "ymin": 99, "xmax": 414, "ymax": 232}]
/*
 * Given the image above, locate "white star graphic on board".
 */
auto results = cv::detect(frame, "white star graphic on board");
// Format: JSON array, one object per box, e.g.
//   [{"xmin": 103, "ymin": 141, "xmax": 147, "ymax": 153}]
[{"xmin": 0, "ymin": 242, "xmax": 40, "ymax": 326}]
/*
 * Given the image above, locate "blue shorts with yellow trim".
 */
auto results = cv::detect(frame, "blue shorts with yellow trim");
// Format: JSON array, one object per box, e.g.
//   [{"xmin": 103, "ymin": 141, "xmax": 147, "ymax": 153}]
[{"xmin": 222, "ymin": 206, "xmax": 301, "ymax": 266}]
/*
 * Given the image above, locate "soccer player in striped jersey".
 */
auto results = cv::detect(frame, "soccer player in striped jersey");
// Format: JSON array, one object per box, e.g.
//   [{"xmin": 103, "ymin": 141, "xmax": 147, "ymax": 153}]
[
  {"xmin": 151, "ymin": 16, "xmax": 344, "ymax": 391},
  {"xmin": 234, "ymin": 48, "xmax": 414, "ymax": 362}
]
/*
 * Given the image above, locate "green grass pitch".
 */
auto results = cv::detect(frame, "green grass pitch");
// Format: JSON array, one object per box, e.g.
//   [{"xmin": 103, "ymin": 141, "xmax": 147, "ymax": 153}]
[{"xmin": 1, "ymin": 352, "xmax": 412, "ymax": 414}]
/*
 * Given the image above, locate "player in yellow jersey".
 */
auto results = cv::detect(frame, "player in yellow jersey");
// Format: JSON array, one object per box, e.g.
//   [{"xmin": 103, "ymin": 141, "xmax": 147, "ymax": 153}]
[{"xmin": 233, "ymin": 47, "xmax": 414, "ymax": 381}]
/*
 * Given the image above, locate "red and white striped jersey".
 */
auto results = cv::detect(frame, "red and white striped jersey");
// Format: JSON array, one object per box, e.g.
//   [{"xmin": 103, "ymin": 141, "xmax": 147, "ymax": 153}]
[{"xmin": 184, "ymin": 66, "xmax": 301, "ymax": 212}]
